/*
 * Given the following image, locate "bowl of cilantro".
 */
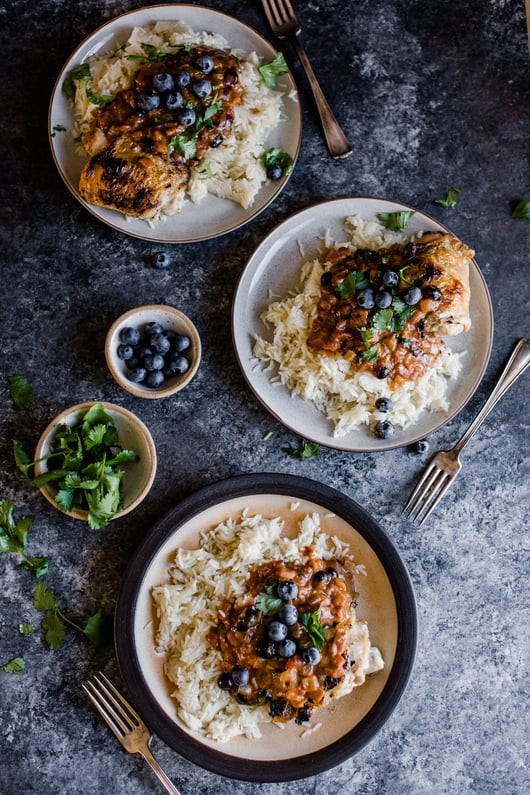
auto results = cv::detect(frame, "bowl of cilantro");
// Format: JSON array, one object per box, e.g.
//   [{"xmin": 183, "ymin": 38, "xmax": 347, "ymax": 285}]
[{"xmin": 32, "ymin": 402, "xmax": 156, "ymax": 528}]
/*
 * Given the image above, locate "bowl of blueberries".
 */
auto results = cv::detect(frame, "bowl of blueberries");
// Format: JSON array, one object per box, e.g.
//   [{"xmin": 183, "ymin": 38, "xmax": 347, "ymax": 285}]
[{"xmin": 105, "ymin": 304, "xmax": 201, "ymax": 399}]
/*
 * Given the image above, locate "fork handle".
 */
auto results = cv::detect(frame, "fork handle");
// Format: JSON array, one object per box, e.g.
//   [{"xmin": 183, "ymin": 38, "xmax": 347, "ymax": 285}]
[
  {"xmin": 291, "ymin": 37, "xmax": 352, "ymax": 158},
  {"xmin": 453, "ymin": 338, "xmax": 530, "ymax": 455},
  {"xmin": 141, "ymin": 745, "xmax": 183, "ymax": 795}
]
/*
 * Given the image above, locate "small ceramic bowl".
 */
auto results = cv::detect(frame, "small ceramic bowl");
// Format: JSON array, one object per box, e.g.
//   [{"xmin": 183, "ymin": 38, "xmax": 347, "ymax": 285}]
[
  {"xmin": 34, "ymin": 401, "xmax": 157, "ymax": 522},
  {"xmin": 105, "ymin": 304, "xmax": 201, "ymax": 399}
]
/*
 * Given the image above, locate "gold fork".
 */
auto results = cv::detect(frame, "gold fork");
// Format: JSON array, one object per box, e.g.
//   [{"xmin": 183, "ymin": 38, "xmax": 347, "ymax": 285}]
[
  {"xmin": 261, "ymin": 0, "xmax": 352, "ymax": 158},
  {"xmin": 403, "ymin": 338, "xmax": 530, "ymax": 525},
  {"xmin": 82, "ymin": 672, "xmax": 182, "ymax": 795}
]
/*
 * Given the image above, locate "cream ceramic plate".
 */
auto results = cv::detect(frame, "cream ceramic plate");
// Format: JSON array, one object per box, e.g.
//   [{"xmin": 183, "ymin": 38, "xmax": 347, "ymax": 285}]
[
  {"xmin": 115, "ymin": 474, "xmax": 417, "ymax": 781},
  {"xmin": 48, "ymin": 4, "xmax": 302, "ymax": 243},
  {"xmin": 232, "ymin": 197, "xmax": 494, "ymax": 452}
]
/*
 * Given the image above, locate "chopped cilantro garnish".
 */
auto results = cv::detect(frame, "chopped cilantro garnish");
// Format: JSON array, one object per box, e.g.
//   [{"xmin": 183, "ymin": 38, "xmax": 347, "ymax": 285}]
[
  {"xmin": 51, "ymin": 124, "xmax": 67, "ymax": 138},
  {"xmin": 255, "ymin": 582, "xmax": 282, "ymax": 615},
  {"xmin": 377, "ymin": 211, "xmax": 415, "ymax": 231},
  {"xmin": 434, "ymin": 187, "xmax": 461, "ymax": 208},
  {"xmin": 300, "ymin": 609, "xmax": 328, "ymax": 651},
  {"xmin": 258, "ymin": 52, "xmax": 289, "ymax": 88},
  {"xmin": 86, "ymin": 86, "xmax": 113, "ymax": 106},
  {"xmin": 336, "ymin": 270, "xmax": 369, "ymax": 298},
  {"xmin": 62, "ymin": 63, "xmax": 91, "ymax": 99}
]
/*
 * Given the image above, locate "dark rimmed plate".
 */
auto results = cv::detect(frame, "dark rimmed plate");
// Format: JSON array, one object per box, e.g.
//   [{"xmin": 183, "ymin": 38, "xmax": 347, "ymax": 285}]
[{"xmin": 115, "ymin": 473, "xmax": 417, "ymax": 782}]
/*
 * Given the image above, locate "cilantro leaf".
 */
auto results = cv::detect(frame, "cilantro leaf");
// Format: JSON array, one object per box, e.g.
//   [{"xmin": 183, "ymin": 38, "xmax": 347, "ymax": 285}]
[
  {"xmin": 169, "ymin": 133, "xmax": 197, "ymax": 161},
  {"xmin": 13, "ymin": 440, "xmax": 33, "ymax": 475},
  {"xmin": 258, "ymin": 52, "xmax": 289, "ymax": 88},
  {"xmin": 391, "ymin": 295, "xmax": 416, "ymax": 331},
  {"xmin": 300, "ymin": 609, "xmax": 328, "ymax": 651},
  {"xmin": 0, "ymin": 500, "xmax": 46, "ymax": 578},
  {"xmin": 336, "ymin": 270, "xmax": 369, "ymax": 298},
  {"xmin": 86, "ymin": 87, "xmax": 114, "ymax": 106},
  {"xmin": 18, "ymin": 623, "xmax": 34, "ymax": 635},
  {"xmin": 139, "ymin": 42, "xmax": 174, "ymax": 62},
  {"xmin": 371, "ymin": 308, "xmax": 394, "ymax": 333},
  {"xmin": 8, "ymin": 375, "xmax": 35, "ymax": 409},
  {"xmin": 19, "ymin": 556, "xmax": 48, "ymax": 578},
  {"xmin": 434, "ymin": 187, "xmax": 461, "ymax": 208},
  {"xmin": 255, "ymin": 591, "xmax": 282, "ymax": 615},
  {"xmin": 1, "ymin": 657, "xmax": 26, "ymax": 674},
  {"xmin": 42, "ymin": 610, "xmax": 65, "ymax": 650},
  {"xmin": 377, "ymin": 211, "xmax": 415, "ymax": 231},
  {"xmin": 511, "ymin": 200, "xmax": 530, "ymax": 219},
  {"xmin": 62, "ymin": 63, "xmax": 91, "ymax": 99},
  {"xmin": 51, "ymin": 124, "xmax": 67, "ymax": 137},
  {"xmin": 283, "ymin": 440, "xmax": 320, "ymax": 460},
  {"xmin": 33, "ymin": 581, "xmax": 57, "ymax": 612},
  {"xmin": 82, "ymin": 609, "xmax": 113, "ymax": 648}
]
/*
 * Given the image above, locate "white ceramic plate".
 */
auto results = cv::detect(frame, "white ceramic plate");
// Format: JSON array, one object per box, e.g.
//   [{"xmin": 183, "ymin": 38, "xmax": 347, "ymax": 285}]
[
  {"xmin": 48, "ymin": 4, "xmax": 302, "ymax": 243},
  {"xmin": 232, "ymin": 197, "xmax": 494, "ymax": 452},
  {"xmin": 115, "ymin": 474, "xmax": 417, "ymax": 781}
]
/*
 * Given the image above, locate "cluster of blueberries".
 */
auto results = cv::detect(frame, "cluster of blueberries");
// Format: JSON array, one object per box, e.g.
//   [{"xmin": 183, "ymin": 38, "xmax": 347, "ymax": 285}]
[
  {"xmin": 373, "ymin": 395, "xmax": 429, "ymax": 453},
  {"xmin": 218, "ymin": 574, "xmax": 335, "ymax": 696},
  {"xmin": 116, "ymin": 321, "xmax": 192, "ymax": 388},
  {"xmin": 136, "ymin": 52, "xmax": 217, "ymax": 128},
  {"xmin": 357, "ymin": 268, "xmax": 431, "ymax": 311}
]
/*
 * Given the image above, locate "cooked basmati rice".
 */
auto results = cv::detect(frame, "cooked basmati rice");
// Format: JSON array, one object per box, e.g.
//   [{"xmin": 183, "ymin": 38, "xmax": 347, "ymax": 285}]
[
  {"xmin": 152, "ymin": 509, "xmax": 382, "ymax": 742},
  {"xmin": 253, "ymin": 215, "xmax": 464, "ymax": 436},
  {"xmin": 70, "ymin": 21, "xmax": 288, "ymax": 216}
]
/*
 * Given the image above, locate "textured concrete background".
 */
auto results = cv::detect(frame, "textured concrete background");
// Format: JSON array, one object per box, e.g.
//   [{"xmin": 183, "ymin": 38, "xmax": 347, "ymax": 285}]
[{"xmin": 1, "ymin": 1, "xmax": 529, "ymax": 793}]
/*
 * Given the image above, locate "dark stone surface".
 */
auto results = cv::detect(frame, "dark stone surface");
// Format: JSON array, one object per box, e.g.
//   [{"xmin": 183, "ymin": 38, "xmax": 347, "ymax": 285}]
[{"xmin": 0, "ymin": 1, "xmax": 528, "ymax": 793}]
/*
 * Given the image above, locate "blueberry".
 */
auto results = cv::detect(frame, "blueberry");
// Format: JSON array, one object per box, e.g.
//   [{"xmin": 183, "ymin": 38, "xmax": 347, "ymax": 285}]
[
  {"xmin": 375, "ymin": 396, "xmax": 393, "ymax": 412},
  {"xmin": 164, "ymin": 91, "xmax": 184, "ymax": 111},
  {"xmin": 175, "ymin": 69, "xmax": 191, "ymax": 89},
  {"xmin": 150, "ymin": 333, "xmax": 171, "ymax": 355},
  {"xmin": 167, "ymin": 355, "xmax": 189, "ymax": 375},
  {"xmin": 144, "ymin": 322, "xmax": 163, "ymax": 337},
  {"xmin": 266, "ymin": 164, "xmax": 283, "ymax": 180},
  {"xmin": 127, "ymin": 367, "xmax": 147, "ymax": 383},
  {"xmin": 313, "ymin": 569, "xmax": 332, "ymax": 585},
  {"xmin": 375, "ymin": 365, "xmax": 390, "ymax": 379},
  {"xmin": 382, "ymin": 270, "xmax": 399, "ymax": 288},
  {"xmin": 217, "ymin": 672, "xmax": 233, "ymax": 690},
  {"xmin": 374, "ymin": 420, "xmax": 394, "ymax": 439},
  {"xmin": 356, "ymin": 288, "xmax": 375, "ymax": 309},
  {"xmin": 117, "ymin": 343, "xmax": 134, "ymax": 360},
  {"xmin": 149, "ymin": 252, "xmax": 172, "ymax": 269},
  {"xmin": 302, "ymin": 646, "xmax": 321, "ymax": 665},
  {"xmin": 192, "ymin": 78, "xmax": 212, "ymax": 99},
  {"xmin": 278, "ymin": 638, "xmax": 297, "ymax": 658},
  {"xmin": 173, "ymin": 334, "xmax": 191, "ymax": 353},
  {"xmin": 145, "ymin": 370, "xmax": 165, "ymax": 388},
  {"xmin": 153, "ymin": 72, "xmax": 174, "ymax": 92},
  {"xmin": 425, "ymin": 286, "xmax": 442, "ymax": 302},
  {"xmin": 143, "ymin": 354, "xmax": 165, "ymax": 371},
  {"xmin": 279, "ymin": 604, "xmax": 298, "ymax": 626},
  {"xmin": 277, "ymin": 581, "xmax": 298, "ymax": 601},
  {"xmin": 410, "ymin": 439, "xmax": 430, "ymax": 454},
  {"xmin": 257, "ymin": 638, "xmax": 277, "ymax": 658},
  {"xmin": 231, "ymin": 666, "xmax": 250, "ymax": 687},
  {"xmin": 119, "ymin": 326, "xmax": 140, "ymax": 346},
  {"xmin": 138, "ymin": 345, "xmax": 153, "ymax": 360},
  {"xmin": 195, "ymin": 53, "xmax": 214, "ymax": 73},
  {"xmin": 126, "ymin": 357, "xmax": 141, "ymax": 370},
  {"xmin": 375, "ymin": 290, "xmax": 392, "ymax": 309},
  {"xmin": 403, "ymin": 286, "xmax": 422, "ymax": 305},
  {"xmin": 176, "ymin": 107, "xmax": 196, "ymax": 128},
  {"xmin": 267, "ymin": 620, "xmax": 288, "ymax": 641},
  {"xmin": 136, "ymin": 88, "xmax": 160, "ymax": 111}
]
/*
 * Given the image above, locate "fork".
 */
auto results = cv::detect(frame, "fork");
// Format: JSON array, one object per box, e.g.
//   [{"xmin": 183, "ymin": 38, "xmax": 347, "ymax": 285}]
[
  {"xmin": 403, "ymin": 338, "xmax": 530, "ymax": 525},
  {"xmin": 261, "ymin": 0, "xmax": 352, "ymax": 159},
  {"xmin": 82, "ymin": 672, "xmax": 182, "ymax": 795}
]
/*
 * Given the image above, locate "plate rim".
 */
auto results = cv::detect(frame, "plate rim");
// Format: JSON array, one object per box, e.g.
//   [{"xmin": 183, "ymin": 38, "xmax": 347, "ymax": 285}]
[
  {"xmin": 48, "ymin": 3, "xmax": 303, "ymax": 244},
  {"xmin": 231, "ymin": 196, "xmax": 494, "ymax": 452},
  {"xmin": 114, "ymin": 472, "xmax": 417, "ymax": 782}
]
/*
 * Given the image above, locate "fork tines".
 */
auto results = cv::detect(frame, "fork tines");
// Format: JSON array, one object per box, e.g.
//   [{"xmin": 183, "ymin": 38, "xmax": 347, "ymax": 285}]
[
  {"xmin": 82, "ymin": 671, "xmax": 140, "ymax": 739},
  {"xmin": 403, "ymin": 462, "xmax": 453, "ymax": 525}
]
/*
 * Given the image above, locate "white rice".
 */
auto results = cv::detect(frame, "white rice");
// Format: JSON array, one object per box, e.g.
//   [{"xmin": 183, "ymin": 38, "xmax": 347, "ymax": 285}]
[
  {"xmin": 152, "ymin": 509, "xmax": 381, "ymax": 742},
  {"xmin": 253, "ymin": 215, "xmax": 464, "ymax": 437},
  {"xmin": 69, "ymin": 21, "xmax": 287, "ymax": 215}
]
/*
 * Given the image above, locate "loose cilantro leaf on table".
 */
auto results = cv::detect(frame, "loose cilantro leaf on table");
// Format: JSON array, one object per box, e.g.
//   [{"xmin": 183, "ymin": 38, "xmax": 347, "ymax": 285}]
[
  {"xmin": 300, "ymin": 609, "xmax": 328, "ymax": 651},
  {"xmin": 1, "ymin": 657, "xmax": 26, "ymax": 674},
  {"xmin": 511, "ymin": 200, "xmax": 530, "ymax": 218},
  {"xmin": 283, "ymin": 440, "xmax": 320, "ymax": 460},
  {"xmin": 0, "ymin": 499, "xmax": 48, "ymax": 578},
  {"xmin": 15, "ymin": 402, "xmax": 139, "ymax": 529},
  {"xmin": 18, "ymin": 623, "xmax": 34, "ymax": 635},
  {"xmin": 377, "ymin": 211, "xmax": 415, "ymax": 231},
  {"xmin": 7, "ymin": 374, "xmax": 35, "ymax": 410},
  {"xmin": 258, "ymin": 52, "xmax": 289, "ymax": 88},
  {"xmin": 434, "ymin": 187, "xmax": 460, "ymax": 208},
  {"xmin": 33, "ymin": 581, "xmax": 111, "ymax": 650}
]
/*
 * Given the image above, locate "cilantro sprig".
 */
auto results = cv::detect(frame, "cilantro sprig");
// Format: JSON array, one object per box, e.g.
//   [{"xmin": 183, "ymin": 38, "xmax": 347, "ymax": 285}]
[
  {"xmin": 434, "ymin": 187, "xmax": 461, "ymax": 208},
  {"xmin": 0, "ymin": 499, "xmax": 48, "ymax": 578},
  {"xmin": 336, "ymin": 270, "xmax": 369, "ymax": 299},
  {"xmin": 258, "ymin": 52, "xmax": 289, "ymax": 88},
  {"xmin": 300, "ymin": 609, "xmax": 328, "ymax": 651},
  {"xmin": 377, "ymin": 210, "xmax": 415, "ymax": 231},
  {"xmin": 255, "ymin": 581, "xmax": 282, "ymax": 615},
  {"xmin": 14, "ymin": 403, "xmax": 139, "ymax": 529},
  {"xmin": 33, "ymin": 581, "xmax": 111, "ymax": 650},
  {"xmin": 168, "ymin": 101, "xmax": 224, "ymax": 162}
]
